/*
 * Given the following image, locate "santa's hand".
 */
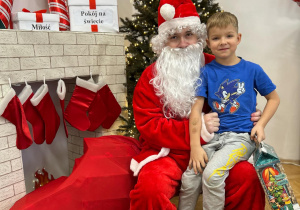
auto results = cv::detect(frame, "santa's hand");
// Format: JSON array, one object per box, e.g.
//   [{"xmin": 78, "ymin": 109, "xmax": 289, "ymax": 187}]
[
  {"xmin": 237, "ymin": 82, "xmax": 245, "ymax": 94},
  {"xmin": 204, "ymin": 112, "xmax": 220, "ymax": 133},
  {"xmin": 251, "ymin": 108, "xmax": 262, "ymax": 125}
]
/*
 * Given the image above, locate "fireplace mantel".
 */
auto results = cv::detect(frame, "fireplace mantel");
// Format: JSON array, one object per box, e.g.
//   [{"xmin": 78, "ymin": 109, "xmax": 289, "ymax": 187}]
[{"xmin": 0, "ymin": 29, "xmax": 126, "ymax": 209}]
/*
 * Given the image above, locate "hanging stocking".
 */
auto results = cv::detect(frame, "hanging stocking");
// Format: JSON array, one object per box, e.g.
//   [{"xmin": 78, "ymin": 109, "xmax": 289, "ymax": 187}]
[
  {"xmin": 64, "ymin": 77, "xmax": 98, "ymax": 131},
  {"xmin": 87, "ymin": 79, "xmax": 108, "ymax": 131},
  {"xmin": 57, "ymin": 79, "xmax": 68, "ymax": 138},
  {"xmin": 0, "ymin": 88, "xmax": 32, "ymax": 149},
  {"xmin": 18, "ymin": 85, "xmax": 45, "ymax": 144},
  {"xmin": 30, "ymin": 84, "xmax": 60, "ymax": 144},
  {"xmin": 91, "ymin": 79, "xmax": 121, "ymax": 129}
]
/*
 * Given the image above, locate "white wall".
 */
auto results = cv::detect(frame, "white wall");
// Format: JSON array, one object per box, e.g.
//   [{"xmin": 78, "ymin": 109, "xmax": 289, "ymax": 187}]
[
  {"xmin": 11, "ymin": 0, "xmax": 49, "ymax": 13},
  {"xmin": 215, "ymin": 0, "xmax": 300, "ymax": 160},
  {"xmin": 117, "ymin": 0, "xmax": 136, "ymax": 22}
]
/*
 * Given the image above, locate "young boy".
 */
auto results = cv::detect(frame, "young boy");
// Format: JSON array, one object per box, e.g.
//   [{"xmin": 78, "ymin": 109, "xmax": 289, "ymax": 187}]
[{"xmin": 178, "ymin": 12, "xmax": 280, "ymax": 210}]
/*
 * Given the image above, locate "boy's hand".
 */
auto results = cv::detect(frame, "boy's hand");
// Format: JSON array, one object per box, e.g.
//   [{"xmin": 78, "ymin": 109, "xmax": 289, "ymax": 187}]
[
  {"xmin": 189, "ymin": 146, "xmax": 208, "ymax": 174},
  {"xmin": 251, "ymin": 124, "xmax": 265, "ymax": 143}
]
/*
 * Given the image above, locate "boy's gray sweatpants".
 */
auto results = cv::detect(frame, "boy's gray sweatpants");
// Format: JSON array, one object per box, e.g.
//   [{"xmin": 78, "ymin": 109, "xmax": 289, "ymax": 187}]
[{"xmin": 178, "ymin": 132, "xmax": 256, "ymax": 210}]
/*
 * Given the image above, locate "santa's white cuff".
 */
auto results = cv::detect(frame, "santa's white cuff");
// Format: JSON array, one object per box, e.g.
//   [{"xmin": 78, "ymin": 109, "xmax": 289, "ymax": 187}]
[
  {"xmin": 18, "ymin": 85, "xmax": 33, "ymax": 105},
  {"xmin": 30, "ymin": 84, "xmax": 48, "ymax": 106},
  {"xmin": 76, "ymin": 77, "xmax": 98, "ymax": 93},
  {"xmin": 57, "ymin": 79, "xmax": 66, "ymax": 100},
  {"xmin": 130, "ymin": 147, "xmax": 170, "ymax": 176},
  {"xmin": 0, "ymin": 88, "xmax": 16, "ymax": 115},
  {"xmin": 201, "ymin": 113, "xmax": 214, "ymax": 143}
]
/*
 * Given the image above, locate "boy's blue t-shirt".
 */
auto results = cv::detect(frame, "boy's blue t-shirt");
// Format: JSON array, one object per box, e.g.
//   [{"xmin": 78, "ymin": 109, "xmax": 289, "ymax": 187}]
[{"xmin": 196, "ymin": 58, "xmax": 276, "ymax": 133}]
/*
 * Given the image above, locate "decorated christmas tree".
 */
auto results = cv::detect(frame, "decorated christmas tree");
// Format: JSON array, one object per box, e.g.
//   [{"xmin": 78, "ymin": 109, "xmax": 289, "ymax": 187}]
[{"xmin": 118, "ymin": 0, "xmax": 221, "ymax": 139}]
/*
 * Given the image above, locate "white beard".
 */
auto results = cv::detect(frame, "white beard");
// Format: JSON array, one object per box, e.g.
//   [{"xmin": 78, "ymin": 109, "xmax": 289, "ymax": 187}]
[{"xmin": 150, "ymin": 43, "xmax": 205, "ymax": 119}]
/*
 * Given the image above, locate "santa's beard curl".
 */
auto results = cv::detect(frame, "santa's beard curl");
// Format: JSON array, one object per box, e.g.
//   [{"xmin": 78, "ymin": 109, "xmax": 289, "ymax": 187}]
[{"xmin": 150, "ymin": 43, "xmax": 205, "ymax": 119}]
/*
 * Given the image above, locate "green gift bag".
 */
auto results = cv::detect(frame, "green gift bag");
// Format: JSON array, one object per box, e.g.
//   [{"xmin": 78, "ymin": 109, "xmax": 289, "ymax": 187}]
[{"xmin": 253, "ymin": 142, "xmax": 300, "ymax": 210}]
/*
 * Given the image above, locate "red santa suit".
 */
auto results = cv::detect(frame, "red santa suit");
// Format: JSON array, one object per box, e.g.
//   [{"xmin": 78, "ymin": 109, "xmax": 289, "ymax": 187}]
[{"xmin": 129, "ymin": 53, "xmax": 265, "ymax": 210}]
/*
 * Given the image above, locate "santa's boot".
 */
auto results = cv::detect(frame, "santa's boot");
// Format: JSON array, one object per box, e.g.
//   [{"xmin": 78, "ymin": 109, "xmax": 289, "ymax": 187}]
[
  {"xmin": 0, "ymin": 88, "xmax": 32, "ymax": 149},
  {"xmin": 57, "ymin": 79, "xmax": 68, "ymax": 138},
  {"xmin": 64, "ymin": 77, "xmax": 98, "ymax": 131},
  {"xmin": 31, "ymin": 84, "xmax": 60, "ymax": 144},
  {"xmin": 18, "ymin": 85, "xmax": 45, "ymax": 144}
]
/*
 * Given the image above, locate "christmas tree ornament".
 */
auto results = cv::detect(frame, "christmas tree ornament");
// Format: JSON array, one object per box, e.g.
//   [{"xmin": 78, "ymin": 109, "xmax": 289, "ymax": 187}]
[
  {"xmin": 87, "ymin": 78, "xmax": 108, "ymax": 131},
  {"xmin": 0, "ymin": 0, "xmax": 13, "ymax": 29},
  {"xmin": 57, "ymin": 79, "xmax": 68, "ymax": 138},
  {"xmin": 30, "ymin": 83, "xmax": 60, "ymax": 144},
  {"xmin": 0, "ymin": 87, "xmax": 32, "ymax": 149},
  {"xmin": 254, "ymin": 143, "xmax": 300, "ymax": 210},
  {"xmin": 64, "ymin": 77, "xmax": 98, "ymax": 131},
  {"xmin": 18, "ymin": 84, "xmax": 45, "ymax": 144},
  {"xmin": 97, "ymin": 83, "xmax": 121, "ymax": 129},
  {"xmin": 48, "ymin": 0, "xmax": 70, "ymax": 31}
]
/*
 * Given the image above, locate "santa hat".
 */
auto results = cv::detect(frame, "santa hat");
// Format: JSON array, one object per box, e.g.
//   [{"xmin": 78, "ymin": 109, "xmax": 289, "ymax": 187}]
[
  {"xmin": 151, "ymin": 0, "xmax": 206, "ymax": 54},
  {"xmin": 158, "ymin": 0, "xmax": 200, "ymax": 34}
]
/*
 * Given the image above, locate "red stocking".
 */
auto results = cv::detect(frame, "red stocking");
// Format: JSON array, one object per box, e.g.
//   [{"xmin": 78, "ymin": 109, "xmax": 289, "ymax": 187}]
[
  {"xmin": 57, "ymin": 79, "xmax": 68, "ymax": 138},
  {"xmin": 18, "ymin": 85, "xmax": 45, "ymax": 144},
  {"xmin": 0, "ymin": 88, "xmax": 32, "ymax": 149},
  {"xmin": 87, "ymin": 79, "xmax": 108, "ymax": 131},
  {"xmin": 30, "ymin": 84, "xmax": 60, "ymax": 144},
  {"xmin": 64, "ymin": 77, "xmax": 98, "ymax": 131},
  {"xmin": 99, "ymin": 83, "xmax": 121, "ymax": 129}
]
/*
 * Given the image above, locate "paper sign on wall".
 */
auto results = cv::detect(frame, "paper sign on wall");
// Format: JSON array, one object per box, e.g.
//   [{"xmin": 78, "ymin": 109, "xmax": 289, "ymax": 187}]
[{"xmin": 68, "ymin": 3, "xmax": 119, "ymax": 32}]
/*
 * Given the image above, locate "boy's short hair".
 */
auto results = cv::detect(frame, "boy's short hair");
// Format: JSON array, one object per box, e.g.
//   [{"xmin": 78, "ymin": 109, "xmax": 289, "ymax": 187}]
[{"xmin": 206, "ymin": 12, "xmax": 239, "ymax": 35}]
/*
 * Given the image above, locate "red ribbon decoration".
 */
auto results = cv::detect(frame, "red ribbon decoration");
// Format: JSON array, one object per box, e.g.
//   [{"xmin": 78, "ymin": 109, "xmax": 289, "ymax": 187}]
[
  {"xmin": 0, "ymin": 0, "xmax": 14, "ymax": 29},
  {"xmin": 91, "ymin": 24, "xmax": 98, "ymax": 32},
  {"xmin": 48, "ymin": 0, "xmax": 70, "ymax": 31},
  {"xmin": 89, "ymin": 0, "xmax": 98, "ymax": 32},
  {"xmin": 22, "ymin": 8, "xmax": 47, "ymax": 23},
  {"xmin": 89, "ymin": 0, "xmax": 96, "ymax": 9}
]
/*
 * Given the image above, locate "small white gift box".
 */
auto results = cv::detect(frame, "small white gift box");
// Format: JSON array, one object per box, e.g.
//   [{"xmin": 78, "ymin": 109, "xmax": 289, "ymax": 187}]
[
  {"xmin": 68, "ymin": 0, "xmax": 119, "ymax": 32},
  {"xmin": 11, "ymin": 11, "xmax": 60, "ymax": 31}
]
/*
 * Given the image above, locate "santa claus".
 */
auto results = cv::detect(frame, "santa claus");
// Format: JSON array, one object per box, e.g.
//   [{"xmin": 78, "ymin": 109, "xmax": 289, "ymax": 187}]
[{"xmin": 129, "ymin": 0, "xmax": 265, "ymax": 209}]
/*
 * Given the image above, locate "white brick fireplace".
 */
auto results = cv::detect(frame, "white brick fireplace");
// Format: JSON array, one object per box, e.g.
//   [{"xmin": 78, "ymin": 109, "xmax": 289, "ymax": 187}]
[{"xmin": 0, "ymin": 30, "xmax": 126, "ymax": 209}]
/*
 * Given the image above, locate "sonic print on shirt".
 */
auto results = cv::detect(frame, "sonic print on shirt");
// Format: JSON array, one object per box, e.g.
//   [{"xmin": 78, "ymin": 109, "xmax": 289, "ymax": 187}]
[{"xmin": 213, "ymin": 79, "xmax": 245, "ymax": 114}]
